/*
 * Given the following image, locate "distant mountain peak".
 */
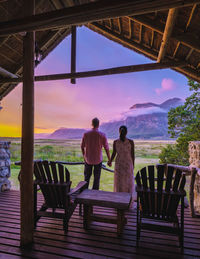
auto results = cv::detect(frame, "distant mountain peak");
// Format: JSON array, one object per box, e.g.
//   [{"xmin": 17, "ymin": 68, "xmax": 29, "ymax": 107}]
[
  {"xmin": 44, "ymin": 97, "xmax": 183, "ymax": 140},
  {"xmin": 159, "ymin": 97, "xmax": 183, "ymax": 109},
  {"xmin": 130, "ymin": 102, "xmax": 158, "ymax": 109},
  {"xmin": 130, "ymin": 97, "xmax": 182, "ymax": 110}
]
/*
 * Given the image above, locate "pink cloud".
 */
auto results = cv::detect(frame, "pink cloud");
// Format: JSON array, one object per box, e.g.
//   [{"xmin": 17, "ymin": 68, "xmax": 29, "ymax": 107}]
[{"xmin": 155, "ymin": 78, "xmax": 176, "ymax": 95}]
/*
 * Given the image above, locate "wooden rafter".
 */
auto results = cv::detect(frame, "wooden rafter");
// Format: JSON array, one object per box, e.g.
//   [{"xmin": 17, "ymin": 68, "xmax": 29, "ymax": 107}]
[
  {"xmin": 173, "ymin": 42, "xmax": 180, "ymax": 58},
  {"xmin": 185, "ymin": 4, "xmax": 198, "ymax": 31},
  {"xmin": 151, "ymin": 30, "xmax": 155, "ymax": 48},
  {"xmin": 139, "ymin": 24, "xmax": 143, "ymax": 43},
  {"xmin": 49, "ymin": 0, "xmax": 63, "ymax": 9},
  {"xmin": 117, "ymin": 17, "xmax": 122, "ymax": 34},
  {"xmin": 157, "ymin": 8, "xmax": 178, "ymax": 62},
  {"xmin": 173, "ymin": 4, "xmax": 197, "ymax": 60},
  {"xmin": 0, "ymin": 36, "xmax": 9, "ymax": 47},
  {"xmin": 87, "ymin": 22, "xmax": 200, "ymax": 83},
  {"xmin": 0, "ymin": 61, "xmax": 187, "ymax": 84},
  {"xmin": 186, "ymin": 49, "xmax": 194, "ymax": 61},
  {"xmin": 109, "ymin": 19, "xmax": 113, "ymax": 30},
  {"xmin": 0, "ymin": 0, "xmax": 199, "ymax": 36},
  {"xmin": 128, "ymin": 18, "xmax": 133, "ymax": 39},
  {"xmin": 0, "ymin": 52, "xmax": 16, "ymax": 64},
  {"xmin": 0, "ymin": 27, "xmax": 71, "ymax": 100},
  {"xmin": 131, "ymin": 15, "xmax": 200, "ymax": 53},
  {"xmin": 4, "ymin": 42, "xmax": 21, "ymax": 56}
]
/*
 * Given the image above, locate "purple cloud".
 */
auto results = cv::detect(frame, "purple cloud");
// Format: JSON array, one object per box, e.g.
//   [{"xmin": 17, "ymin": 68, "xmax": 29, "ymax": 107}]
[{"xmin": 155, "ymin": 78, "xmax": 177, "ymax": 95}]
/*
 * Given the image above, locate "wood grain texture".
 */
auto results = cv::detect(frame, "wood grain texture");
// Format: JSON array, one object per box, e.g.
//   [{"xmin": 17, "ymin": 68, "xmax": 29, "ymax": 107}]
[{"xmin": 0, "ymin": 190, "xmax": 200, "ymax": 258}]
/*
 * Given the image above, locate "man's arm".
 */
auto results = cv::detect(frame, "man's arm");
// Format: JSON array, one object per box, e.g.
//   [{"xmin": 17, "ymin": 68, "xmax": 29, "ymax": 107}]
[
  {"xmin": 81, "ymin": 135, "xmax": 85, "ymax": 158},
  {"xmin": 105, "ymin": 147, "xmax": 111, "ymax": 162},
  {"xmin": 103, "ymin": 136, "xmax": 111, "ymax": 162}
]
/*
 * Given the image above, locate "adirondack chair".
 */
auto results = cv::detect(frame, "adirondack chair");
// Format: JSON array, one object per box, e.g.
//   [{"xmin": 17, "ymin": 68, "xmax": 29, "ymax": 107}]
[
  {"xmin": 33, "ymin": 160, "xmax": 87, "ymax": 232},
  {"xmin": 135, "ymin": 164, "xmax": 186, "ymax": 248}
]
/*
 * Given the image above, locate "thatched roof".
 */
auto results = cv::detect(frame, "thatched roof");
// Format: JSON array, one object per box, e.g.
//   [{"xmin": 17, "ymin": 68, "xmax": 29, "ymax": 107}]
[{"xmin": 0, "ymin": 0, "xmax": 200, "ymax": 100}]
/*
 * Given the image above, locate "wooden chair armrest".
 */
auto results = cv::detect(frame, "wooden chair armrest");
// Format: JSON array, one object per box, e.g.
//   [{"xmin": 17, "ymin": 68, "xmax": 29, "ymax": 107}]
[{"xmin": 68, "ymin": 181, "xmax": 87, "ymax": 196}]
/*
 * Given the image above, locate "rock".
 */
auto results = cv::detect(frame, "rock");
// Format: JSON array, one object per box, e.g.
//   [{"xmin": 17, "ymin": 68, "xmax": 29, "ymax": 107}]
[{"xmin": 0, "ymin": 141, "xmax": 11, "ymax": 192}]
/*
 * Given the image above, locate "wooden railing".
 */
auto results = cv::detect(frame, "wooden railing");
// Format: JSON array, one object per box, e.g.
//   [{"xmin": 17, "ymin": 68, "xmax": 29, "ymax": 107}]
[
  {"xmin": 15, "ymin": 160, "xmax": 200, "ymax": 217},
  {"xmin": 15, "ymin": 160, "xmax": 114, "ymax": 172}
]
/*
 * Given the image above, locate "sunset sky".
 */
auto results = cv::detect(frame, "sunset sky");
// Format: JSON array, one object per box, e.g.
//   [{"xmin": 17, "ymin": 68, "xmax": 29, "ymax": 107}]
[{"xmin": 0, "ymin": 27, "xmax": 190, "ymax": 137}]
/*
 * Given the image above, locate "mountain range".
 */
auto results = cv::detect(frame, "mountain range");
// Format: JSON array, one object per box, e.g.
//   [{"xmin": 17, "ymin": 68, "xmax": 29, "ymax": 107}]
[{"xmin": 36, "ymin": 98, "xmax": 183, "ymax": 140}]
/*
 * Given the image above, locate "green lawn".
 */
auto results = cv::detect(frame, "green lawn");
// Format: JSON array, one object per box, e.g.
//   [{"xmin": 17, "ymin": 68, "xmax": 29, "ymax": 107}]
[
  {"xmin": 10, "ymin": 137, "xmax": 190, "ymax": 201},
  {"xmin": 8, "ymin": 138, "xmax": 176, "ymax": 192}
]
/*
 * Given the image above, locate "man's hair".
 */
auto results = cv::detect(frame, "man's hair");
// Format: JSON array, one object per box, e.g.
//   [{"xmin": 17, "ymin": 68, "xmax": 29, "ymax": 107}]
[{"xmin": 92, "ymin": 117, "xmax": 99, "ymax": 128}]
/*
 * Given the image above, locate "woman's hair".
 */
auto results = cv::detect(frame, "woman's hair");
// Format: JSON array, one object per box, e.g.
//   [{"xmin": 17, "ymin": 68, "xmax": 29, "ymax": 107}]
[{"xmin": 119, "ymin": 125, "xmax": 127, "ymax": 142}]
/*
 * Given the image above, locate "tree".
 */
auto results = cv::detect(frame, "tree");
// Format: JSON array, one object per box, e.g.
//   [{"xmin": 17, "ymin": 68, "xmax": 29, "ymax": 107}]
[{"xmin": 159, "ymin": 79, "xmax": 200, "ymax": 165}]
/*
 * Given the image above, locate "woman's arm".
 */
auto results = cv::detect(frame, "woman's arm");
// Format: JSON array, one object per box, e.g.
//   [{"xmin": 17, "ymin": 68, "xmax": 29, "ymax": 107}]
[
  {"xmin": 107, "ymin": 140, "xmax": 117, "ymax": 166},
  {"xmin": 129, "ymin": 139, "xmax": 135, "ymax": 167}
]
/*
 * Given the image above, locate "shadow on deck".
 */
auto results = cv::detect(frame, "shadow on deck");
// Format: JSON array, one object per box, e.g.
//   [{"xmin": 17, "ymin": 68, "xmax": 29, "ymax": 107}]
[{"xmin": 0, "ymin": 190, "xmax": 200, "ymax": 258}]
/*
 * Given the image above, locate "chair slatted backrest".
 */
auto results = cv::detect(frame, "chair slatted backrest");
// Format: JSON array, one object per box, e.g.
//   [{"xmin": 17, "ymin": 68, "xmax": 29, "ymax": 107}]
[
  {"xmin": 136, "ymin": 164, "xmax": 186, "ymax": 219},
  {"xmin": 148, "ymin": 165, "xmax": 155, "ymax": 216},
  {"xmin": 34, "ymin": 161, "xmax": 71, "ymax": 209}
]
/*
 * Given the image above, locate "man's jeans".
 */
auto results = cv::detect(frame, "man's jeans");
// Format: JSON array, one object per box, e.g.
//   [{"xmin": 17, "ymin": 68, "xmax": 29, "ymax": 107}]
[{"xmin": 84, "ymin": 162, "xmax": 102, "ymax": 190}]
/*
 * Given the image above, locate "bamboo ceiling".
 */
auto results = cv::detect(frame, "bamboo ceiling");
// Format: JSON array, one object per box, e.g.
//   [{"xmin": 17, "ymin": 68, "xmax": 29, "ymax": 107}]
[{"xmin": 0, "ymin": 0, "xmax": 200, "ymax": 100}]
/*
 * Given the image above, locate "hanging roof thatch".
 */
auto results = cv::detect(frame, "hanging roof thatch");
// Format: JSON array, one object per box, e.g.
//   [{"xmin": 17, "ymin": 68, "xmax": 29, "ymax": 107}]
[{"xmin": 0, "ymin": 0, "xmax": 200, "ymax": 100}]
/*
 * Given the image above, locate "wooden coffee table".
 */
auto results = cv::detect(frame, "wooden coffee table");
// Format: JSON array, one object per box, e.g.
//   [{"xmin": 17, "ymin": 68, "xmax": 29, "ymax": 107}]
[{"xmin": 75, "ymin": 189, "xmax": 132, "ymax": 236}]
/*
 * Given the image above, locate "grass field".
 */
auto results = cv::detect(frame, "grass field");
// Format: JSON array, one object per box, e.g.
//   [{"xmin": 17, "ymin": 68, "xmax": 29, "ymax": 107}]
[{"xmin": 4, "ymin": 138, "xmax": 176, "ymax": 191}]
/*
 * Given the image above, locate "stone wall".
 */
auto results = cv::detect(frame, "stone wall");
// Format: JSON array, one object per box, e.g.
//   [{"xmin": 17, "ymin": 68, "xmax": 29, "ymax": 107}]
[
  {"xmin": 0, "ymin": 141, "xmax": 11, "ymax": 191},
  {"xmin": 189, "ymin": 141, "xmax": 200, "ymax": 215}
]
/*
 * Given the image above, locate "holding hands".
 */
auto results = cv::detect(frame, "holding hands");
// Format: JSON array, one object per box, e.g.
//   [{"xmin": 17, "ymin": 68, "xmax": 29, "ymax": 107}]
[{"xmin": 107, "ymin": 160, "xmax": 112, "ymax": 167}]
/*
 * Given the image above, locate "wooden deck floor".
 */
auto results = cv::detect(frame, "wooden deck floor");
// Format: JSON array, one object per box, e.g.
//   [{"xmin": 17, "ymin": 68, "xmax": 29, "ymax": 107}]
[{"xmin": 0, "ymin": 190, "xmax": 200, "ymax": 259}]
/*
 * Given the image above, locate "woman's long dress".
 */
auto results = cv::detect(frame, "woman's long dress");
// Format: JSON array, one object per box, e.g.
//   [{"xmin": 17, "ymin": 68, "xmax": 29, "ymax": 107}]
[{"xmin": 114, "ymin": 138, "xmax": 134, "ymax": 194}]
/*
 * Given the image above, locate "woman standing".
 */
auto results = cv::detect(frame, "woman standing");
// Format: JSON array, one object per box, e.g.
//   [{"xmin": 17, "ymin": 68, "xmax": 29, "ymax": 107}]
[{"xmin": 108, "ymin": 126, "xmax": 135, "ymax": 194}]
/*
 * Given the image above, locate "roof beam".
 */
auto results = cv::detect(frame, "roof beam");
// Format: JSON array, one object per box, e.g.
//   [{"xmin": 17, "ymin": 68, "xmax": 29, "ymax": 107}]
[
  {"xmin": 157, "ymin": 8, "xmax": 178, "ymax": 62},
  {"xmin": 0, "ymin": 61, "xmax": 186, "ymax": 84},
  {"xmin": 0, "ymin": 0, "xmax": 199, "ymax": 36},
  {"xmin": 131, "ymin": 15, "xmax": 200, "ymax": 53},
  {"xmin": 0, "ymin": 66, "xmax": 18, "ymax": 78}
]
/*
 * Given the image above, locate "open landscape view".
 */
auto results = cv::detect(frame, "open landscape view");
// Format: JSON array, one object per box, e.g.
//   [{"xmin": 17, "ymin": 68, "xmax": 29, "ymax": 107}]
[
  {"xmin": 0, "ymin": 2, "xmax": 200, "ymax": 257},
  {"xmin": 0, "ymin": 26, "xmax": 198, "ymax": 195}
]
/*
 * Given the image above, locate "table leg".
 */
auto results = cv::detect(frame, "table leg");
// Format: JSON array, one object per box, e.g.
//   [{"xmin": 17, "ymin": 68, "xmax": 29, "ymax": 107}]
[
  {"xmin": 117, "ymin": 209, "xmax": 125, "ymax": 236},
  {"xmin": 83, "ymin": 204, "xmax": 93, "ymax": 229},
  {"xmin": 83, "ymin": 204, "xmax": 89, "ymax": 229}
]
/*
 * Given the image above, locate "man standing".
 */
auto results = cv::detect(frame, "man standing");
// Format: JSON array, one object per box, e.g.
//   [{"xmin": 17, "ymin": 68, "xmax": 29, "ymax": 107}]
[{"xmin": 81, "ymin": 118, "xmax": 110, "ymax": 190}]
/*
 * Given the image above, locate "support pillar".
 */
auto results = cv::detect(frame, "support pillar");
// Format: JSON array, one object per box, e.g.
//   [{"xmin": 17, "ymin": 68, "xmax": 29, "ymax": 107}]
[{"xmin": 20, "ymin": 0, "xmax": 35, "ymax": 247}]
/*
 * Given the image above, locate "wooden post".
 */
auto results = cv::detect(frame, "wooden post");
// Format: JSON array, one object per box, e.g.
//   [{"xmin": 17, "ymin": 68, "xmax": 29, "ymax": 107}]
[
  {"xmin": 71, "ymin": 25, "xmax": 76, "ymax": 84},
  {"xmin": 20, "ymin": 0, "xmax": 35, "ymax": 247}
]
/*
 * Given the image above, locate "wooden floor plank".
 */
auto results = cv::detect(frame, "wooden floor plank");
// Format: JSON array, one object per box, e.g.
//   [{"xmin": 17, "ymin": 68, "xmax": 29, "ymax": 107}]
[{"xmin": 0, "ymin": 190, "xmax": 200, "ymax": 258}]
